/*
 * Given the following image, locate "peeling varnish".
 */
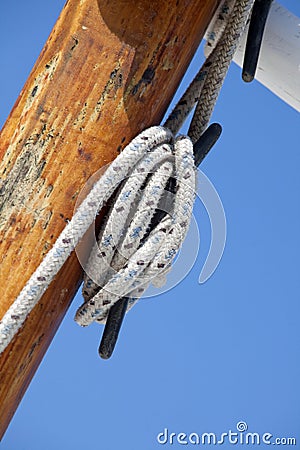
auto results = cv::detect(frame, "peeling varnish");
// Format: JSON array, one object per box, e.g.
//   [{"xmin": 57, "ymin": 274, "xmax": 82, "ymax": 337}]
[
  {"xmin": 73, "ymin": 102, "xmax": 88, "ymax": 127},
  {"xmin": 23, "ymin": 54, "xmax": 60, "ymax": 114},
  {"xmin": 44, "ymin": 185, "xmax": 53, "ymax": 198},
  {"xmin": 42, "ymin": 210, "xmax": 53, "ymax": 230},
  {"xmin": 165, "ymin": 35, "xmax": 179, "ymax": 48},
  {"xmin": 70, "ymin": 35, "xmax": 79, "ymax": 53},
  {"xmin": 0, "ymin": 112, "xmax": 71, "ymax": 232},
  {"xmin": 91, "ymin": 61, "xmax": 123, "ymax": 122}
]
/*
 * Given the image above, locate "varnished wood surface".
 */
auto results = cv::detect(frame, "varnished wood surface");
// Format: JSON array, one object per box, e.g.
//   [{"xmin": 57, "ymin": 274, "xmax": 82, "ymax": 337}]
[{"xmin": 0, "ymin": 0, "xmax": 220, "ymax": 438}]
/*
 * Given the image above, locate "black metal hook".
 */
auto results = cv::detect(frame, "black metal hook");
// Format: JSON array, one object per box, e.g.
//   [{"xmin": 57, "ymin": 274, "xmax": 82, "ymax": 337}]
[
  {"xmin": 99, "ymin": 297, "xmax": 129, "ymax": 359},
  {"xmin": 242, "ymin": 0, "xmax": 273, "ymax": 83},
  {"xmin": 193, "ymin": 123, "xmax": 222, "ymax": 166},
  {"xmin": 98, "ymin": 123, "xmax": 222, "ymax": 359}
]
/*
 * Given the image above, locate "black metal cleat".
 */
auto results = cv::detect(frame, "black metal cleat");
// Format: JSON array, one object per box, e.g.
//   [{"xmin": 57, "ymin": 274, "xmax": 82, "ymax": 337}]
[
  {"xmin": 242, "ymin": 0, "xmax": 273, "ymax": 83},
  {"xmin": 98, "ymin": 123, "xmax": 222, "ymax": 359},
  {"xmin": 193, "ymin": 123, "xmax": 222, "ymax": 166},
  {"xmin": 99, "ymin": 297, "xmax": 129, "ymax": 359}
]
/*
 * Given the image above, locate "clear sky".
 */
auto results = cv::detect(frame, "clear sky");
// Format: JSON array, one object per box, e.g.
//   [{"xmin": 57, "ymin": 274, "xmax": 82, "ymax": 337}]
[{"xmin": 0, "ymin": 1, "xmax": 300, "ymax": 449}]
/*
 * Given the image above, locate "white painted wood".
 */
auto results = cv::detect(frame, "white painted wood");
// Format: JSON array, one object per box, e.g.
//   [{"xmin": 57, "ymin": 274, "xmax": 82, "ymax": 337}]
[{"xmin": 233, "ymin": 2, "xmax": 300, "ymax": 111}]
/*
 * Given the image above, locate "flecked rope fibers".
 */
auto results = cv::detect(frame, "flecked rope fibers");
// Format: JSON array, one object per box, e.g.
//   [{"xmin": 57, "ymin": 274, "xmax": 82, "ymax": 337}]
[
  {"xmin": 76, "ymin": 134, "xmax": 196, "ymax": 326},
  {"xmin": 0, "ymin": 0, "xmax": 254, "ymax": 354}
]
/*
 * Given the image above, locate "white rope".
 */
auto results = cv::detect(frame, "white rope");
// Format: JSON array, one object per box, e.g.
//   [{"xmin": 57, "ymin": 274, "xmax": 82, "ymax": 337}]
[
  {"xmin": 0, "ymin": 0, "xmax": 254, "ymax": 354},
  {"xmin": 76, "ymin": 135, "xmax": 195, "ymax": 326}
]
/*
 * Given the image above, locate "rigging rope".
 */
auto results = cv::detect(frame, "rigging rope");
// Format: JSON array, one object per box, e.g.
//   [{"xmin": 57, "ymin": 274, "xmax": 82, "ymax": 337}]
[
  {"xmin": 0, "ymin": 0, "xmax": 254, "ymax": 355},
  {"xmin": 165, "ymin": 0, "xmax": 254, "ymax": 139}
]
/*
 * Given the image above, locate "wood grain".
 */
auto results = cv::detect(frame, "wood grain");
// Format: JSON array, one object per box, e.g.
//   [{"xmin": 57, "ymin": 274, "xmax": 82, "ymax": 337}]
[{"xmin": 0, "ymin": 0, "xmax": 220, "ymax": 438}]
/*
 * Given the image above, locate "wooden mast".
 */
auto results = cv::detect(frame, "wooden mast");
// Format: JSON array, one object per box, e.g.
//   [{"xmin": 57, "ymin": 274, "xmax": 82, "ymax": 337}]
[{"xmin": 0, "ymin": 0, "xmax": 220, "ymax": 438}]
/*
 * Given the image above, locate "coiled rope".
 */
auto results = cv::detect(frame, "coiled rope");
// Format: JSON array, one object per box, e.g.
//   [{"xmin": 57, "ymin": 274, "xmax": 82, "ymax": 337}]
[
  {"xmin": 76, "ymin": 131, "xmax": 196, "ymax": 326},
  {"xmin": 0, "ymin": 0, "xmax": 254, "ymax": 355}
]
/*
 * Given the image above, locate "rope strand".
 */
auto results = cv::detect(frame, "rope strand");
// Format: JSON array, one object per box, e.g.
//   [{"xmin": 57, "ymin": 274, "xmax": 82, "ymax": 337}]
[{"xmin": 164, "ymin": 0, "xmax": 254, "ymax": 140}]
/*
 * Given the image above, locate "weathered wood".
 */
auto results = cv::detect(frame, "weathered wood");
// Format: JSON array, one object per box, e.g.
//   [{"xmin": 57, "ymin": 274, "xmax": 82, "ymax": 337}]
[{"xmin": 0, "ymin": 0, "xmax": 220, "ymax": 438}]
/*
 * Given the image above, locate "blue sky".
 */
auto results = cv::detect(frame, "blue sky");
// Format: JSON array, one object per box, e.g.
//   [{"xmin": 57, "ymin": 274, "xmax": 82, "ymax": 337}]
[{"xmin": 1, "ymin": 1, "xmax": 300, "ymax": 449}]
